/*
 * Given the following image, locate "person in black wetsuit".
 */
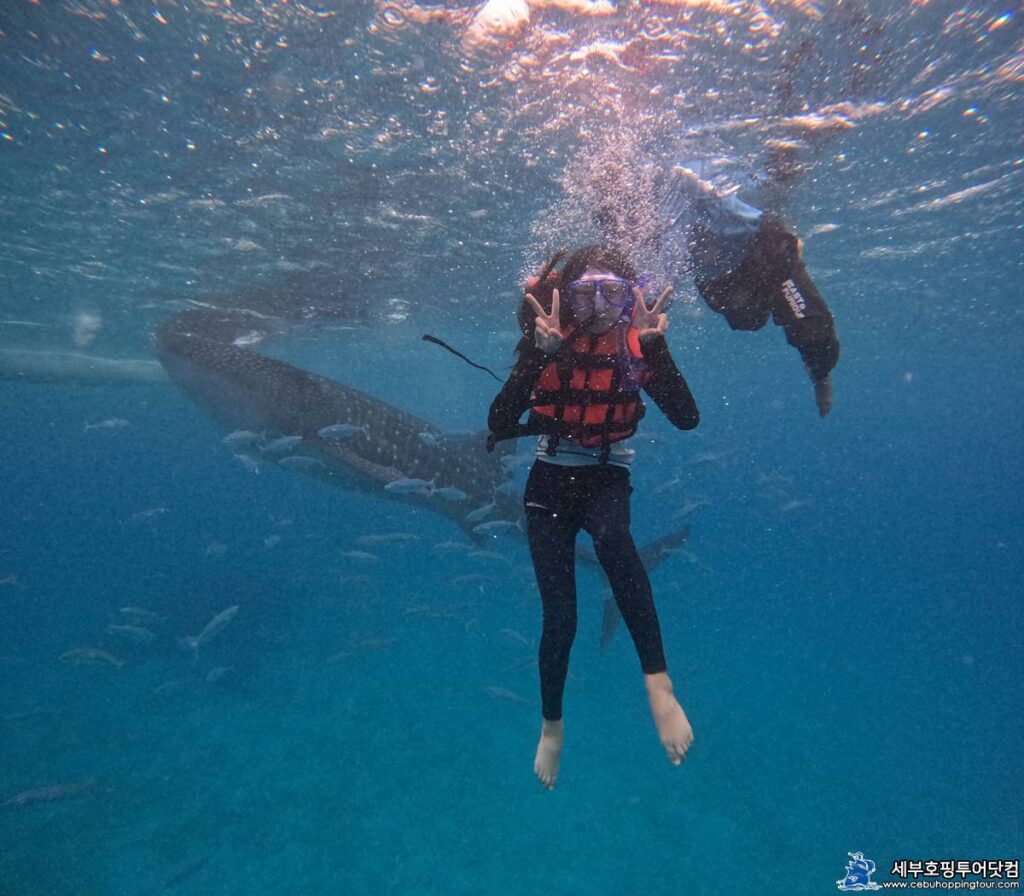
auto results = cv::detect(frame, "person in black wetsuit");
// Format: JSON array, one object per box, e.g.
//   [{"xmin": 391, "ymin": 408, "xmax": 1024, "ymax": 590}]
[
  {"xmin": 487, "ymin": 245, "xmax": 699, "ymax": 789},
  {"xmin": 687, "ymin": 210, "xmax": 840, "ymax": 417},
  {"xmin": 596, "ymin": 160, "xmax": 841, "ymax": 416}
]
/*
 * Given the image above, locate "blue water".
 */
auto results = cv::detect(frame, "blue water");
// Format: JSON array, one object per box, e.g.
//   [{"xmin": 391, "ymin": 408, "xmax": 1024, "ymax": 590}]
[{"xmin": 1, "ymin": 1, "xmax": 1021, "ymax": 894}]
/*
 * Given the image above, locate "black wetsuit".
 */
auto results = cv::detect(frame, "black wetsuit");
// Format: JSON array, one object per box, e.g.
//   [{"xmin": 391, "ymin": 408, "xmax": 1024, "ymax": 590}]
[
  {"xmin": 688, "ymin": 214, "xmax": 840, "ymax": 382},
  {"xmin": 488, "ymin": 336, "xmax": 698, "ymax": 721}
]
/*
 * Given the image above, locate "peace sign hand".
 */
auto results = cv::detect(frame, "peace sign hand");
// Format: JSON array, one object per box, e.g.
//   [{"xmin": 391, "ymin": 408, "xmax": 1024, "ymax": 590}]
[
  {"xmin": 633, "ymin": 285, "xmax": 671, "ymax": 343},
  {"xmin": 525, "ymin": 288, "xmax": 563, "ymax": 354}
]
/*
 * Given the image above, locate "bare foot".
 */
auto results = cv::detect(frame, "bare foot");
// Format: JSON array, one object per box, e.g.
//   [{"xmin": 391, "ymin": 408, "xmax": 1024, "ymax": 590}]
[
  {"xmin": 534, "ymin": 718, "xmax": 564, "ymax": 789},
  {"xmin": 645, "ymin": 672, "xmax": 694, "ymax": 765}
]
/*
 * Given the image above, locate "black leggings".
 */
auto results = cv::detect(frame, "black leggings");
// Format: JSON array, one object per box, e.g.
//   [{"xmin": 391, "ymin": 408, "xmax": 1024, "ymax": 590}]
[{"xmin": 523, "ymin": 460, "xmax": 668, "ymax": 721}]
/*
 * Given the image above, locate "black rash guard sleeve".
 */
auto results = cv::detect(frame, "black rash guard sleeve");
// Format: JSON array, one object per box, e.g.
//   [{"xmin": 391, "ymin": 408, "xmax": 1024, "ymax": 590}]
[
  {"xmin": 640, "ymin": 335, "xmax": 700, "ymax": 430},
  {"xmin": 487, "ymin": 341, "xmax": 550, "ymax": 438}
]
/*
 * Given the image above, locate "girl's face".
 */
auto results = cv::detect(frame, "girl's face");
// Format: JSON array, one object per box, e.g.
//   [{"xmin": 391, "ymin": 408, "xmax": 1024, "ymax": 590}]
[{"xmin": 568, "ymin": 267, "xmax": 632, "ymax": 334}]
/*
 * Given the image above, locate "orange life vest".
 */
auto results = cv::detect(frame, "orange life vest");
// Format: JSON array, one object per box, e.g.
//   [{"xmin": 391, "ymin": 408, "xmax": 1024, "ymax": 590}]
[{"xmin": 529, "ymin": 323, "xmax": 651, "ymax": 454}]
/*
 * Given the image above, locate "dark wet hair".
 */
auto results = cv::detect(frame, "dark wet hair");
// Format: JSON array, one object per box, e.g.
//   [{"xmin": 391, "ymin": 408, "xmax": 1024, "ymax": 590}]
[
  {"xmin": 515, "ymin": 245, "xmax": 637, "ymax": 348},
  {"xmin": 559, "ymin": 244, "xmax": 637, "ymax": 287}
]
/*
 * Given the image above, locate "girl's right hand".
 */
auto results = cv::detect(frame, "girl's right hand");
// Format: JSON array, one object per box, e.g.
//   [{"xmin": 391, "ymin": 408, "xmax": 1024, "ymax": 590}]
[{"xmin": 525, "ymin": 288, "xmax": 563, "ymax": 354}]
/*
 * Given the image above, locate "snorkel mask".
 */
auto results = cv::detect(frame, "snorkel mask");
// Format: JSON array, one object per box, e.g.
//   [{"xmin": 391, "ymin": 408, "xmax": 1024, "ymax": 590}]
[
  {"xmin": 562, "ymin": 271, "xmax": 657, "ymax": 328},
  {"xmin": 563, "ymin": 275, "xmax": 636, "ymax": 327}
]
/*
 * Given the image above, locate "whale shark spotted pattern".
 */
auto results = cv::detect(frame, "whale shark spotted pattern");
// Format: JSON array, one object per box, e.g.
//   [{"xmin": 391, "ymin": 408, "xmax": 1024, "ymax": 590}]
[{"xmin": 154, "ymin": 308, "xmax": 523, "ymax": 534}]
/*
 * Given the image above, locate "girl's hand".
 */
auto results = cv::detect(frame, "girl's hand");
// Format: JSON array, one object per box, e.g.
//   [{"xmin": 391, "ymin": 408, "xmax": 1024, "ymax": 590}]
[
  {"xmin": 633, "ymin": 285, "xmax": 671, "ymax": 343},
  {"xmin": 525, "ymin": 288, "xmax": 563, "ymax": 354}
]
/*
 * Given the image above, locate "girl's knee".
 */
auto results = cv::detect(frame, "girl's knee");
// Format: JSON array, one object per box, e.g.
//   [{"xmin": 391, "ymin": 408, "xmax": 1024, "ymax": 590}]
[
  {"xmin": 592, "ymin": 529, "xmax": 639, "ymax": 564},
  {"xmin": 541, "ymin": 605, "xmax": 577, "ymax": 632}
]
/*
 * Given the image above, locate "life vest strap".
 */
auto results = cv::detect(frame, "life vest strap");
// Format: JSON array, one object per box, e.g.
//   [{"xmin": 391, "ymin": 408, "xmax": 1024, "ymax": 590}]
[
  {"xmin": 559, "ymin": 351, "xmax": 621, "ymax": 369},
  {"xmin": 532, "ymin": 415, "xmax": 641, "ymax": 438},
  {"xmin": 532, "ymin": 388, "xmax": 641, "ymax": 406}
]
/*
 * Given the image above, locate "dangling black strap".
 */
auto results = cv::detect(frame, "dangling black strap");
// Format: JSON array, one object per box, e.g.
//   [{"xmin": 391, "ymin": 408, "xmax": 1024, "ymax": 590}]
[{"xmin": 421, "ymin": 334, "xmax": 503, "ymax": 383}]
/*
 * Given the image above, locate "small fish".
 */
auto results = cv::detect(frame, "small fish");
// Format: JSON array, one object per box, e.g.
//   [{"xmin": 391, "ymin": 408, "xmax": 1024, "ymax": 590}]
[
  {"xmin": 179, "ymin": 605, "xmax": 239, "ymax": 653},
  {"xmin": 472, "ymin": 519, "xmax": 522, "ymax": 537},
  {"xmin": 356, "ymin": 532, "xmax": 420, "ymax": 546},
  {"xmin": 493, "ymin": 480, "xmax": 519, "ymax": 496},
  {"xmin": 119, "ymin": 606, "xmax": 165, "ymax": 625},
  {"xmin": 84, "ymin": 418, "xmax": 130, "ymax": 432},
  {"xmin": 757, "ymin": 471, "xmax": 794, "ymax": 488},
  {"xmin": 483, "ymin": 686, "xmax": 533, "ymax": 705},
  {"xmin": 0, "ymin": 574, "xmax": 19, "ymax": 587},
  {"xmin": 222, "ymin": 430, "xmax": 260, "ymax": 446},
  {"xmin": 205, "ymin": 543, "xmax": 228, "ymax": 557},
  {"xmin": 501, "ymin": 655, "xmax": 539, "ymax": 674},
  {"xmin": 685, "ymin": 450, "xmax": 733, "ymax": 466},
  {"xmin": 261, "ymin": 435, "xmax": 303, "ymax": 457},
  {"xmin": 340, "ymin": 550, "xmax": 379, "ymax": 562},
  {"xmin": 205, "ymin": 666, "xmax": 233, "ymax": 683},
  {"xmin": 417, "ymin": 431, "xmax": 443, "ymax": 447},
  {"xmin": 263, "ymin": 534, "xmax": 281, "ymax": 549},
  {"xmin": 499, "ymin": 627, "xmax": 532, "ymax": 647},
  {"xmin": 468, "ymin": 550, "xmax": 510, "ymax": 565},
  {"xmin": 129, "ymin": 506, "xmax": 168, "ymax": 523},
  {"xmin": 105, "ymin": 624, "xmax": 156, "ymax": 644},
  {"xmin": 433, "ymin": 487, "xmax": 468, "ymax": 503},
  {"xmin": 318, "ymin": 423, "xmax": 366, "ymax": 441},
  {"xmin": 233, "ymin": 453, "xmax": 260, "ymax": 475},
  {"xmin": 465, "ymin": 503, "xmax": 496, "ymax": 524},
  {"xmin": 806, "ymin": 222, "xmax": 840, "ymax": 238},
  {"xmin": 4, "ymin": 778, "xmax": 98, "ymax": 808},
  {"xmin": 59, "ymin": 647, "xmax": 124, "ymax": 668},
  {"xmin": 432, "ymin": 540, "xmax": 474, "ymax": 555},
  {"xmin": 779, "ymin": 499, "xmax": 812, "ymax": 513},
  {"xmin": 384, "ymin": 477, "xmax": 435, "ymax": 495},
  {"xmin": 672, "ymin": 499, "xmax": 711, "ymax": 519},
  {"xmin": 652, "ymin": 476, "xmax": 683, "ymax": 496}
]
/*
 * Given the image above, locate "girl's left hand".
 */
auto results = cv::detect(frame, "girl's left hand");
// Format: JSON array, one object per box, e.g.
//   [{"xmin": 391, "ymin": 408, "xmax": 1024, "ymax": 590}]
[{"xmin": 633, "ymin": 285, "xmax": 671, "ymax": 343}]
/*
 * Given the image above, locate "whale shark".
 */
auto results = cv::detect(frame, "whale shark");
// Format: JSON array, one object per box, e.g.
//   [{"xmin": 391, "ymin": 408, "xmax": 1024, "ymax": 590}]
[{"xmin": 154, "ymin": 307, "xmax": 525, "ymax": 533}]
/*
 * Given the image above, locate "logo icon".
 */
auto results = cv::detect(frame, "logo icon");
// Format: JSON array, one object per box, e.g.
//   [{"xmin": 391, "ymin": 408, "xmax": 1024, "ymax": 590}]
[{"xmin": 837, "ymin": 852, "xmax": 882, "ymax": 891}]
